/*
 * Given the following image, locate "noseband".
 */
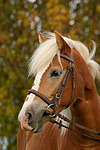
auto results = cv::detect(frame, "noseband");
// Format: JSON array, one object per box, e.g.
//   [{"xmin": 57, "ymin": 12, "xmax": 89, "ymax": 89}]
[{"xmin": 27, "ymin": 49, "xmax": 100, "ymax": 141}]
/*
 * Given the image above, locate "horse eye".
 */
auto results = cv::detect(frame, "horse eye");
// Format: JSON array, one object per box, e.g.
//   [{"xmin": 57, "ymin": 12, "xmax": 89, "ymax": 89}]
[{"xmin": 51, "ymin": 70, "xmax": 62, "ymax": 77}]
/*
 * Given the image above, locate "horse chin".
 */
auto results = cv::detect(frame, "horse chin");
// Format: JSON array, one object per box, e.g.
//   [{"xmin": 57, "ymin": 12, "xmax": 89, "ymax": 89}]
[
  {"xmin": 31, "ymin": 124, "xmax": 44, "ymax": 133},
  {"xmin": 31, "ymin": 116, "xmax": 46, "ymax": 133}
]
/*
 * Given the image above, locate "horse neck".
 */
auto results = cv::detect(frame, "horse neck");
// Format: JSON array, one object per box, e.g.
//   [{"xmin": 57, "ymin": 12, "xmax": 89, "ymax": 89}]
[
  {"xmin": 72, "ymin": 81, "xmax": 100, "ymax": 131},
  {"xmin": 70, "ymin": 55, "xmax": 100, "ymax": 146}
]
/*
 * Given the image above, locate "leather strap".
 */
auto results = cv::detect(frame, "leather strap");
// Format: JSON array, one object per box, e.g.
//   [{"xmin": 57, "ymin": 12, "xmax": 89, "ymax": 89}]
[
  {"xmin": 50, "ymin": 118, "xmax": 100, "ymax": 142},
  {"xmin": 51, "ymin": 62, "xmax": 74, "ymax": 107},
  {"xmin": 27, "ymin": 89, "xmax": 52, "ymax": 106},
  {"xmin": 58, "ymin": 113, "xmax": 100, "ymax": 136}
]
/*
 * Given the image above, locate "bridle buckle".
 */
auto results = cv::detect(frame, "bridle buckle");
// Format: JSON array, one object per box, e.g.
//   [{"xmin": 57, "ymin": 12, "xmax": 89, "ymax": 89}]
[{"xmin": 56, "ymin": 93, "xmax": 60, "ymax": 99}]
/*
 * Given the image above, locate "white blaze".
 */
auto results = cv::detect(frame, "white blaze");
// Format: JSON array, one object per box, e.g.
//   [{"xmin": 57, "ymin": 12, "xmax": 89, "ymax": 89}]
[{"xmin": 18, "ymin": 65, "xmax": 50, "ymax": 122}]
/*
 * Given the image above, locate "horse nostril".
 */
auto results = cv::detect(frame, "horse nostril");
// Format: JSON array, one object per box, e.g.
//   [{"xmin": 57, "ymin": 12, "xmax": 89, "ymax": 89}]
[
  {"xmin": 43, "ymin": 110, "xmax": 50, "ymax": 116},
  {"xmin": 25, "ymin": 111, "xmax": 34, "ymax": 124}
]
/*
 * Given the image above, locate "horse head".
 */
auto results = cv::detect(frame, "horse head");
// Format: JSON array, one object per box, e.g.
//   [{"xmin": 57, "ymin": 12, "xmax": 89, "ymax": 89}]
[{"xmin": 18, "ymin": 31, "xmax": 100, "ymax": 134}]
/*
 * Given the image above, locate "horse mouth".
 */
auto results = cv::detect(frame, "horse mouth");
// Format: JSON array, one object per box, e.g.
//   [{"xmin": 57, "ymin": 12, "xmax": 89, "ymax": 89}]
[{"xmin": 31, "ymin": 116, "xmax": 46, "ymax": 133}]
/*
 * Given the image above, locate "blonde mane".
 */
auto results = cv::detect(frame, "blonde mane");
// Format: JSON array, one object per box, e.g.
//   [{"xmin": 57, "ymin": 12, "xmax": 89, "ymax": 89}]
[{"xmin": 29, "ymin": 32, "xmax": 100, "ymax": 80}]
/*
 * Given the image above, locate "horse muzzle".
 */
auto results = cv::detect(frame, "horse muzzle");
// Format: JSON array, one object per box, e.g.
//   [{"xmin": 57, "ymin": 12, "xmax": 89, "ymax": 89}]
[{"xmin": 18, "ymin": 105, "xmax": 50, "ymax": 133}]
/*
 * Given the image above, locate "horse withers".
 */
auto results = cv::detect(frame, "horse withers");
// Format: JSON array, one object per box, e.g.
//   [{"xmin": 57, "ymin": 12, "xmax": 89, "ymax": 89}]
[{"xmin": 18, "ymin": 31, "xmax": 100, "ymax": 150}]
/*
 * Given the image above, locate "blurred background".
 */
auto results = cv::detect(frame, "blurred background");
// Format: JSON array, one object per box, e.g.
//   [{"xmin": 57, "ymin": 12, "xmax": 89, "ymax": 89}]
[{"xmin": 0, "ymin": 0, "xmax": 100, "ymax": 149}]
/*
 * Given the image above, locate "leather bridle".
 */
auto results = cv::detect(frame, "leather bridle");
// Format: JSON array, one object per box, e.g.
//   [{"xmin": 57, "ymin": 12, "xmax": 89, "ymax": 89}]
[
  {"xmin": 27, "ymin": 49, "xmax": 75, "ymax": 116},
  {"xmin": 27, "ymin": 49, "xmax": 100, "ymax": 142}
]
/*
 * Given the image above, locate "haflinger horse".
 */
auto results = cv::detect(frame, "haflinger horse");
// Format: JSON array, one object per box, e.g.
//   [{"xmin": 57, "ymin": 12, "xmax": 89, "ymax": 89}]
[{"xmin": 18, "ymin": 31, "xmax": 100, "ymax": 150}]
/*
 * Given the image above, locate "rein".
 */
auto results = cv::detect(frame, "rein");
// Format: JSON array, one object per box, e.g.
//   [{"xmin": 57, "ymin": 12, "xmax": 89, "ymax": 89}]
[
  {"xmin": 50, "ymin": 114, "xmax": 100, "ymax": 142},
  {"xmin": 50, "ymin": 117, "xmax": 100, "ymax": 142},
  {"xmin": 27, "ymin": 49, "xmax": 100, "ymax": 142}
]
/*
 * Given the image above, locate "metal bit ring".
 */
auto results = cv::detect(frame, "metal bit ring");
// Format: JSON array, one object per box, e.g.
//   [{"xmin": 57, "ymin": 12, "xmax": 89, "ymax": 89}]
[{"xmin": 47, "ymin": 104, "xmax": 58, "ymax": 118}]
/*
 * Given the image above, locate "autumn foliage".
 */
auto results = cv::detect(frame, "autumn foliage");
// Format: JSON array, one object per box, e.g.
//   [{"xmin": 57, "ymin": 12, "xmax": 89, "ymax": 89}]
[{"xmin": 0, "ymin": 0, "xmax": 100, "ymax": 149}]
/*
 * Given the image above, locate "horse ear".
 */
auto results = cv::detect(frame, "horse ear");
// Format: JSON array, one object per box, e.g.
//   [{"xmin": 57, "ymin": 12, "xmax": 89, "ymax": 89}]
[
  {"xmin": 39, "ymin": 33, "xmax": 47, "ymax": 43},
  {"xmin": 55, "ymin": 31, "xmax": 70, "ymax": 53}
]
